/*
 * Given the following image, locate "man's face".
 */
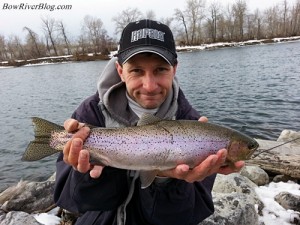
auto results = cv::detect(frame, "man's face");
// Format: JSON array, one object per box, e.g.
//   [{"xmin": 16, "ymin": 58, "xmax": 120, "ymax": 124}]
[{"xmin": 116, "ymin": 53, "xmax": 177, "ymax": 109}]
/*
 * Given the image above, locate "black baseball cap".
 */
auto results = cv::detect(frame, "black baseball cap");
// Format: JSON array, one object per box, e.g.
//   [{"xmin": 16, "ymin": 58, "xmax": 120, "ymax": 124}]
[{"xmin": 116, "ymin": 19, "xmax": 177, "ymax": 66}]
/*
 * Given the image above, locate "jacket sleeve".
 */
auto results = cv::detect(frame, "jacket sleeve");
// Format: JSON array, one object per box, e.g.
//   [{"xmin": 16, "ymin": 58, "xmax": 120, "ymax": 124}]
[{"xmin": 54, "ymin": 93, "xmax": 129, "ymax": 213}]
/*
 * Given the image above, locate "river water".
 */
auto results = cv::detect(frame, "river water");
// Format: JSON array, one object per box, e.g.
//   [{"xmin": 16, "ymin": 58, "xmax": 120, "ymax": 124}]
[{"xmin": 0, "ymin": 41, "xmax": 299, "ymax": 191}]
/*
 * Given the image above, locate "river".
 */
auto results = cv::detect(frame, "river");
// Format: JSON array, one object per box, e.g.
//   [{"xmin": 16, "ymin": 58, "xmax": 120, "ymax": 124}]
[{"xmin": 0, "ymin": 41, "xmax": 299, "ymax": 191}]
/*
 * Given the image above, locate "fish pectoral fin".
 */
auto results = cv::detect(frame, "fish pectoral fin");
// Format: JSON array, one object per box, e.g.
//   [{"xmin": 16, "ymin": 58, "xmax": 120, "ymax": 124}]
[{"xmin": 139, "ymin": 170, "xmax": 158, "ymax": 189}]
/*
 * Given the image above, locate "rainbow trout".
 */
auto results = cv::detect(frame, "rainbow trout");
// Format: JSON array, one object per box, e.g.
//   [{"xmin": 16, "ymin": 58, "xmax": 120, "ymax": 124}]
[{"xmin": 22, "ymin": 114, "xmax": 259, "ymax": 188}]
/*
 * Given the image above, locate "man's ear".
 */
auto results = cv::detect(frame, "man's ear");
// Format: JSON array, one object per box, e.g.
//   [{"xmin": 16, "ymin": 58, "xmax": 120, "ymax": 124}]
[{"xmin": 115, "ymin": 61, "xmax": 125, "ymax": 82}]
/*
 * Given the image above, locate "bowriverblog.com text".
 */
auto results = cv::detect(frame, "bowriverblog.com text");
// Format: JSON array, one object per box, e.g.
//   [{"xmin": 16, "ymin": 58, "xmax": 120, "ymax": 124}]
[{"xmin": 2, "ymin": 3, "xmax": 72, "ymax": 11}]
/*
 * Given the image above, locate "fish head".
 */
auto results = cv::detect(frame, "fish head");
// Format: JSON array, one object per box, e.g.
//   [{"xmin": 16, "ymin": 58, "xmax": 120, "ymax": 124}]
[{"xmin": 226, "ymin": 134, "xmax": 259, "ymax": 163}]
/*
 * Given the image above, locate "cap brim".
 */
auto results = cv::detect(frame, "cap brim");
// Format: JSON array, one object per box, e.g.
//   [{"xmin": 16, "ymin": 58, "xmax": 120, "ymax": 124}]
[{"xmin": 118, "ymin": 46, "xmax": 176, "ymax": 66}]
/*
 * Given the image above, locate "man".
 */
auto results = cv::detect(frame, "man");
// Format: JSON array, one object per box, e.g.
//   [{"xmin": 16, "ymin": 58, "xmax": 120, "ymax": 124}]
[{"xmin": 54, "ymin": 19, "xmax": 244, "ymax": 225}]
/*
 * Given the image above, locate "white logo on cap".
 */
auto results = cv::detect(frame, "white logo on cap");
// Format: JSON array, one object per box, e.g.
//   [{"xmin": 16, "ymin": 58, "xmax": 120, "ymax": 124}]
[{"xmin": 131, "ymin": 29, "xmax": 165, "ymax": 42}]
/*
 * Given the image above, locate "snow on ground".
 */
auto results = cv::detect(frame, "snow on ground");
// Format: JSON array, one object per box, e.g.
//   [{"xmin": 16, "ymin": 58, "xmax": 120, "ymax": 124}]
[
  {"xmin": 32, "ymin": 181, "xmax": 300, "ymax": 225},
  {"xmin": 255, "ymin": 181, "xmax": 300, "ymax": 225},
  {"xmin": 34, "ymin": 207, "xmax": 61, "ymax": 225}
]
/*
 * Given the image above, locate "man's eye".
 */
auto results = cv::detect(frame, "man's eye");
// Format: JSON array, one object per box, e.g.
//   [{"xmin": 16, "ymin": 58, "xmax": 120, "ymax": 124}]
[
  {"xmin": 159, "ymin": 67, "xmax": 167, "ymax": 71},
  {"xmin": 157, "ymin": 67, "xmax": 169, "ymax": 73},
  {"xmin": 129, "ymin": 68, "xmax": 141, "ymax": 73}
]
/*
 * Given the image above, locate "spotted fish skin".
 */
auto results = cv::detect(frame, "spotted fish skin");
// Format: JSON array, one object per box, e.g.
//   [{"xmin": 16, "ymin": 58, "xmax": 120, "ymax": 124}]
[{"xmin": 23, "ymin": 115, "xmax": 259, "ymax": 188}]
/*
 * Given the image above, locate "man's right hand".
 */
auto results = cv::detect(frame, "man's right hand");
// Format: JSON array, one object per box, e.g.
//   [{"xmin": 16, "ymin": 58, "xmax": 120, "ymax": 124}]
[{"xmin": 63, "ymin": 119, "xmax": 104, "ymax": 178}]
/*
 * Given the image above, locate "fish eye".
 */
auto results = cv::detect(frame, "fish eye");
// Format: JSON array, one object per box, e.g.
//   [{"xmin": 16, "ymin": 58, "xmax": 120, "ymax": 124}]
[{"xmin": 248, "ymin": 142, "xmax": 258, "ymax": 150}]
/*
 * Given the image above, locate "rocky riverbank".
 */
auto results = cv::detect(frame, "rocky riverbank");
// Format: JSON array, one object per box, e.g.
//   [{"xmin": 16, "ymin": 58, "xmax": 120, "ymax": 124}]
[
  {"xmin": 0, "ymin": 53, "xmax": 110, "ymax": 68},
  {"xmin": 1, "ymin": 36, "xmax": 300, "ymax": 68},
  {"xmin": 176, "ymin": 36, "xmax": 300, "ymax": 52},
  {"xmin": 0, "ymin": 130, "xmax": 299, "ymax": 225}
]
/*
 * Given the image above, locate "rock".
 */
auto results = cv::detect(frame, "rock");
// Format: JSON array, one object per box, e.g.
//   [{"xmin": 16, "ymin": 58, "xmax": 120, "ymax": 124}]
[
  {"xmin": 240, "ymin": 165, "xmax": 269, "ymax": 186},
  {"xmin": 248, "ymin": 140, "xmax": 300, "ymax": 179},
  {"xmin": 0, "ymin": 180, "xmax": 55, "ymax": 213},
  {"xmin": 199, "ymin": 173, "xmax": 264, "ymax": 224},
  {"xmin": 213, "ymin": 173, "xmax": 258, "ymax": 195},
  {"xmin": 0, "ymin": 211, "xmax": 41, "ymax": 225},
  {"xmin": 199, "ymin": 193, "xmax": 259, "ymax": 225},
  {"xmin": 274, "ymin": 192, "xmax": 300, "ymax": 212},
  {"xmin": 255, "ymin": 138, "xmax": 300, "ymax": 155},
  {"xmin": 272, "ymin": 174, "xmax": 298, "ymax": 183},
  {"xmin": 277, "ymin": 130, "xmax": 300, "ymax": 148}
]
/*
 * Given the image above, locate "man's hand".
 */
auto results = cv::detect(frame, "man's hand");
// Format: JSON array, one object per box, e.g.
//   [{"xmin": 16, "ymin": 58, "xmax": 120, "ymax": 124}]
[
  {"xmin": 157, "ymin": 149, "xmax": 244, "ymax": 182},
  {"xmin": 63, "ymin": 119, "xmax": 104, "ymax": 178}
]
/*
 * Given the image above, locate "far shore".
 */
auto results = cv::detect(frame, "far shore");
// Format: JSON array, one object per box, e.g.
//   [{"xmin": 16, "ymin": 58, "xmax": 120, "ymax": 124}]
[{"xmin": 1, "ymin": 36, "xmax": 300, "ymax": 68}]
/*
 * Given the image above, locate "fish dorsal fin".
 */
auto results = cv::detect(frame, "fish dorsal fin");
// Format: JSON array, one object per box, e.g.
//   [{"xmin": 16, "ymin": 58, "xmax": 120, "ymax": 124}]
[
  {"xmin": 139, "ymin": 170, "xmax": 158, "ymax": 189},
  {"xmin": 137, "ymin": 114, "xmax": 162, "ymax": 126}
]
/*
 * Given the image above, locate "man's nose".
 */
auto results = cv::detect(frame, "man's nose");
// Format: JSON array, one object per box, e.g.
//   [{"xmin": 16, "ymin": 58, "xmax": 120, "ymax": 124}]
[{"xmin": 143, "ymin": 74, "xmax": 158, "ymax": 92}]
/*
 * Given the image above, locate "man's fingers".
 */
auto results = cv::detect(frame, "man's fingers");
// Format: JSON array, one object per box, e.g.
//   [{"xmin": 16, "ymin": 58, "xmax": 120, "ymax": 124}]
[
  {"xmin": 64, "ymin": 119, "xmax": 79, "ymax": 132},
  {"xmin": 198, "ymin": 116, "xmax": 208, "ymax": 123},
  {"xmin": 64, "ymin": 118, "xmax": 87, "ymax": 132},
  {"xmin": 77, "ymin": 150, "xmax": 91, "ymax": 173},
  {"xmin": 185, "ymin": 155, "xmax": 218, "ymax": 182},
  {"xmin": 215, "ymin": 149, "xmax": 227, "ymax": 163},
  {"xmin": 72, "ymin": 126, "xmax": 90, "ymax": 139},
  {"xmin": 183, "ymin": 149, "xmax": 227, "ymax": 182},
  {"xmin": 218, "ymin": 161, "xmax": 245, "ymax": 175},
  {"xmin": 90, "ymin": 166, "xmax": 104, "ymax": 178},
  {"xmin": 67, "ymin": 138, "xmax": 83, "ymax": 166}
]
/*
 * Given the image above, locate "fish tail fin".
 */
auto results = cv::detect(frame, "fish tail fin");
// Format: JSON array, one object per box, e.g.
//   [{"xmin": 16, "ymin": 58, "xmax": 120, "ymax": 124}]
[{"xmin": 22, "ymin": 117, "xmax": 64, "ymax": 161}]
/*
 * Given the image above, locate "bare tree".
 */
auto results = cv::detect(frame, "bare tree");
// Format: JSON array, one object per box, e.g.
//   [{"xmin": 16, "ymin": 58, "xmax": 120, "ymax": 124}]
[
  {"xmin": 174, "ymin": 0, "xmax": 206, "ymax": 45},
  {"xmin": 0, "ymin": 35, "xmax": 8, "ymax": 61},
  {"xmin": 145, "ymin": 10, "xmax": 156, "ymax": 20},
  {"xmin": 281, "ymin": 0, "xmax": 289, "ymax": 36},
  {"xmin": 185, "ymin": 0, "xmax": 206, "ymax": 44},
  {"xmin": 216, "ymin": 14, "xmax": 226, "ymax": 41},
  {"xmin": 6, "ymin": 35, "xmax": 25, "ymax": 60},
  {"xmin": 159, "ymin": 17, "xmax": 173, "ymax": 27},
  {"xmin": 264, "ymin": 5, "xmax": 281, "ymax": 38},
  {"xmin": 290, "ymin": 0, "xmax": 300, "ymax": 35},
  {"xmin": 112, "ymin": 8, "xmax": 143, "ymax": 36},
  {"xmin": 41, "ymin": 16, "xmax": 58, "ymax": 56},
  {"xmin": 23, "ymin": 27, "xmax": 42, "ymax": 58},
  {"xmin": 232, "ymin": 0, "xmax": 247, "ymax": 41},
  {"xmin": 174, "ymin": 8, "xmax": 190, "ymax": 45},
  {"xmin": 77, "ymin": 34, "xmax": 88, "ymax": 54},
  {"xmin": 223, "ymin": 3, "xmax": 235, "ymax": 41},
  {"xmin": 253, "ymin": 9, "xmax": 264, "ymax": 40},
  {"xmin": 57, "ymin": 21, "xmax": 72, "ymax": 55},
  {"xmin": 2, "ymin": 0, "xmax": 300, "ymax": 62},
  {"xmin": 206, "ymin": 1, "xmax": 221, "ymax": 42},
  {"xmin": 82, "ymin": 15, "xmax": 109, "ymax": 55}
]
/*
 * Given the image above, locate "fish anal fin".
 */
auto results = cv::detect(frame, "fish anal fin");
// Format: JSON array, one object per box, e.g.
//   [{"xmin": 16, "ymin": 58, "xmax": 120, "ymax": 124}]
[
  {"xmin": 139, "ymin": 170, "xmax": 159, "ymax": 189},
  {"xmin": 137, "ymin": 114, "xmax": 162, "ymax": 126}
]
